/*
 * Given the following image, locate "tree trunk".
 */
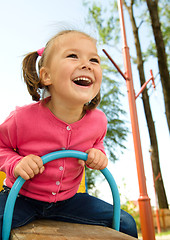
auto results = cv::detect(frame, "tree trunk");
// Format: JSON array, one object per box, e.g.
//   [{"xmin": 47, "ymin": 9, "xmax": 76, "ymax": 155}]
[
  {"xmin": 123, "ymin": 0, "xmax": 168, "ymax": 208},
  {"xmin": 145, "ymin": 0, "xmax": 170, "ymax": 132}
]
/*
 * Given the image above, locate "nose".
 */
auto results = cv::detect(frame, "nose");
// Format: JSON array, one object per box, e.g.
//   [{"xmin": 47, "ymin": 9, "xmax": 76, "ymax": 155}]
[
  {"xmin": 81, "ymin": 65, "xmax": 92, "ymax": 71},
  {"xmin": 79, "ymin": 60, "xmax": 92, "ymax": 71}
]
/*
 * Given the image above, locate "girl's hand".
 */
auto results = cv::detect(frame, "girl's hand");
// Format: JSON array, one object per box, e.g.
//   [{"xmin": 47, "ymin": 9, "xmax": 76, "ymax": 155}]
[
  {"xmin": 78, "ymin": 148, "xmax": 108, "ymax": 170},
  {"xmin": 14, "ymin": 154, "xmax": 45, "ymax": 180}
]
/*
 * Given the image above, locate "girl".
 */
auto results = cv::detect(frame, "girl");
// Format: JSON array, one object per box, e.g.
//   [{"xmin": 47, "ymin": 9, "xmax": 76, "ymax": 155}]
[{"xmin": 0, "ymin": 30, "xmax": 138, "ymax": 238}]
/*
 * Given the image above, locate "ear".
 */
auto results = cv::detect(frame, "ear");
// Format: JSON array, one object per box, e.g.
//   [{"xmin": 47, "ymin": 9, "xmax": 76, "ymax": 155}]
[{"xmin": 40, "ymin": 67, "xmax": 52, "ymax": 86}]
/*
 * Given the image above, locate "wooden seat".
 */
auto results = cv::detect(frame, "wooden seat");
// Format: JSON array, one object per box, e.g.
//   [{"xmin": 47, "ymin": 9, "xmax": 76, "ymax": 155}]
[{"xmin": 11, "ymin": 220, "xmax": 136, "ymax": 240}]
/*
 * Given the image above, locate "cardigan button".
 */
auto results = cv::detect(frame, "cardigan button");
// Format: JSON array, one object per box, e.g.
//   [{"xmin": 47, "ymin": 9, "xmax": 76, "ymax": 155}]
[
  {"xmin": 56, "ymin": 181, "xmax": 60, "ymax": 185},
  {"xmin": 66, "ymin": 126, "xmax": 71, "ymax": 131}
]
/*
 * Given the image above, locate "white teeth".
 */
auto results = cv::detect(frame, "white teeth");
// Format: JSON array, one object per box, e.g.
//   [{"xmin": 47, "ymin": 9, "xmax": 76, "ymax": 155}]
[{"xmin": 74, "ymin": 77, "xmax": 91, "ymax": 83}]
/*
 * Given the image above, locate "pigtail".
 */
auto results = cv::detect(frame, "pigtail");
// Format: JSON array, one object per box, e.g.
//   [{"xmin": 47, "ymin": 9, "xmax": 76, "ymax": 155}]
[
  {"xmin": 22, "ymin": 51, "xmax": 43, "ymax": 101},
  {"xmin": 83, "ymin": 91, "xmax": 101, "ymax": 111}
]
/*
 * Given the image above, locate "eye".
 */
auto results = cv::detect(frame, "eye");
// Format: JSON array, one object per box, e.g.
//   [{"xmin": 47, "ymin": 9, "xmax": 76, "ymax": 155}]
[
  {"xmin": 67, "ymin": 54, "xmax": 78, "ymax": 59},
  {"xmin": 90, "ymin": 58, "xmax": 100, "ymax": 64}
]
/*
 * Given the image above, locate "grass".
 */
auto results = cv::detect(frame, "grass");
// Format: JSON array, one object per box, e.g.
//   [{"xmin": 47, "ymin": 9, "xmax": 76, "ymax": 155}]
[
  {"xmin": 138, "ymin": 230, "xmax": 170, "ymax": 239},
  {"xmin": 155, "ymin": 230, "xmax": 170, "ymax": 236}
]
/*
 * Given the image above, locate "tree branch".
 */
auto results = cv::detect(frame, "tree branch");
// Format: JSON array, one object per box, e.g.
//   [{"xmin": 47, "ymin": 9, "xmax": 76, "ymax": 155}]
[
  {"xmin": 122, "ymin": 0, "xmax": 128, "ymax": 10},
  {"xmin": 138, "ymin": 20, "xmax": 144, "ymax": 30},
  {"xmin": 131, "ymin": 0, "xmax": 135, "ymax": 7}
]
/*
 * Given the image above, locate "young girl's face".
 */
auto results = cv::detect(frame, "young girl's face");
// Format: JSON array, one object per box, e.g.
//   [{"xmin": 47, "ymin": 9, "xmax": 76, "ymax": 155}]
[{"xmin": 41, "ymin": 32, "xmax": 102, "ymax": 109}]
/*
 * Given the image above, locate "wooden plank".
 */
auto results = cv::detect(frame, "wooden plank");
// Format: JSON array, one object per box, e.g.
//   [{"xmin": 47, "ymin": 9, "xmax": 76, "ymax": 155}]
[{"xmin": 11, "ymin": 220, "xmax": 136, "ymax": 240}]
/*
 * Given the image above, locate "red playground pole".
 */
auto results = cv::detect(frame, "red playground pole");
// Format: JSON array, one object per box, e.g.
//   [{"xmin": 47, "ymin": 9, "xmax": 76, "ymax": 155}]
[{"xmin": 117, "ymin": 0, "xmax": 155, "ymax": 239}]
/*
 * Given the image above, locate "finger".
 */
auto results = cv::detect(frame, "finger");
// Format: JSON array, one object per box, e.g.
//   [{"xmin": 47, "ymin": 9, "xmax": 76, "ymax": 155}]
[
  {"xmin": 86, "ymin": 158, "xmax": 98, "ymax": 169},
  {"xmin": 86, "ymin": 150, "xmax": 107, "ymax": 170},
  {"xmin": 78, "ymin": 159, "xmax": 85, "ymax": 167},
  {"xmin": 22, "ymin": 164, "xmax": 35, "ymax": 179},
  {"xmin": 27, "ymin": 160, "xmax": 40, "ymax": 175},
  {"xmin": 17, "ymin": 164, "xmax": 44, "ymax": 180},
  {"xmin": 21, "ymin": 171, "xmax": 32, "ymax": 180},
  {"xmin": 39, "ymin": 166, "xmax": 45, "ymax": 174},
  {"xmin": 97, "ymin": 157, "xmax": 108, "ymax": 170},
  {"xmin": 17, "ymin": 167, "xmax": 34, "ymax": 180},
  {"xmin": 27, "ymin": 155, "xmax": 44, "ymax": 176},
  {"xmin": 85, "ymin": 149, "xmax": 95, "ymax": 159},
  {"xmin": 14, "ymin": 168, "xmax": 29, "ymax": 180},
  {"xmin": 86, "ymin": 154, "xmax": 98, "ymax": 168},
  {"xmin": 87, "ymin": 161, "xmax": 98, "ymax": 169},
  {"xmin": 100, "ymin": 160, "xmax": 108, "ymax": 169},
  {"xmin": 31, "ymin": 156, "xmax": 44, "ymax": 169}
]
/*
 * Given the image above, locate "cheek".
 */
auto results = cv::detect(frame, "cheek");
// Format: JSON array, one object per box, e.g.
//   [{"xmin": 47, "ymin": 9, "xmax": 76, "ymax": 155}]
[
  {"xmin": 59, "ymin": 65, "xmax": 74, "ymax": 81},
  {"xmin": 96, "ymin": 69, "xmax": 103, "ymax": 85}
]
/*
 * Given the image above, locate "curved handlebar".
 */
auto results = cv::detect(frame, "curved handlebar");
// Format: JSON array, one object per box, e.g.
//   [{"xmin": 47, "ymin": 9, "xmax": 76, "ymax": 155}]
[{"xmin": 2, "ymin": 150, "xmax": 120, "ymax": 240}]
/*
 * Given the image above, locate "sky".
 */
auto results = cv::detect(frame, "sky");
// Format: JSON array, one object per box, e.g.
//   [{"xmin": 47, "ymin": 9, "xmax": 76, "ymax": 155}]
[{"xmin": 0, "ymin": 0, "xmax": 169, "ymax": 207}]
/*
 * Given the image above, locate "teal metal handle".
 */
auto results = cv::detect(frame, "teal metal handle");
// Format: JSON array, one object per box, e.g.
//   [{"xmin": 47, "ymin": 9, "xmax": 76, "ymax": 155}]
[{"xmin": 2, "ymin": 150, "xmax": 120, "ymax": 240}]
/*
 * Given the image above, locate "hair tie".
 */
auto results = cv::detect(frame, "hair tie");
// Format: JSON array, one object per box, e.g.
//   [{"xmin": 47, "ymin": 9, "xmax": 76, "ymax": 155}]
[{"xmin": 37, "ymin": 47, "xmax": 45, "ymax": 56}]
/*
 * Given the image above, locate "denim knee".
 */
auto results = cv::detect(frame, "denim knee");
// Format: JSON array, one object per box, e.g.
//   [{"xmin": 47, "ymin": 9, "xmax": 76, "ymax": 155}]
[{"xmin": 120, "ymin": 209, "xmax": 138, "ymax": 238}]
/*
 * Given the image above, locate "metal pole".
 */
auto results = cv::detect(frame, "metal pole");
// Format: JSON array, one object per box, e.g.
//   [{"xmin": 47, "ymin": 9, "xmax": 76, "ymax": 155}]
[{"xmin": 117, "ymin": 0, "xmax": 155, "ymax": 239}]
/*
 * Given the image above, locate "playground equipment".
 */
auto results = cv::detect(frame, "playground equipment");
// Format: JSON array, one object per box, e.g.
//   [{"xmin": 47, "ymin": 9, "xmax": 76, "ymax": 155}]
[
  {"xmin": 2, "ymin": 150, "xmax": 121, "ymax": 240},
  {"xmin": 102, "ymin": 1, "xmax": 156, "ymax": 239},
  {"xmin": 117, "ymin": 1, "xmax": 155, "ymax": 239}
]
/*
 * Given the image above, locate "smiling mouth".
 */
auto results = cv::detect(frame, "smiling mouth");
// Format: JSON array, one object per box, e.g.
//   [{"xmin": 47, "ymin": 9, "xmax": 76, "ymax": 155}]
[{"xmin": 73, "ymin": 77, "xmax": 92, "ymax": 87}]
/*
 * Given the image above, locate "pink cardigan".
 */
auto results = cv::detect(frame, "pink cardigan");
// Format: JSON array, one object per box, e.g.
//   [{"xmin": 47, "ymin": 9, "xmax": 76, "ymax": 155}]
[{"xmin": 0, "ymin": 100, "xmax": 107, "ymax": 202}]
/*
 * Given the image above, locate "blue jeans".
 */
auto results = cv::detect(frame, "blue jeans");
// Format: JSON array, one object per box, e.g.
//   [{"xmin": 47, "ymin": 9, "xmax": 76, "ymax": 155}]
[{"xmin": 0, "ymin": 187, "xmax": 138, "ymax": 239}]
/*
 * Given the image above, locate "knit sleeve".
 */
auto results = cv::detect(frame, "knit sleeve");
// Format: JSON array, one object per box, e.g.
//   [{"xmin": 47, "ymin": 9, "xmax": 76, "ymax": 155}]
[
  {"xmin": 92, "ymin": 110, "xmax": 107, "ymax": 155},
  {"xmin": 0, "ymin": 111, "xmax": 22, "ymax": 182}
]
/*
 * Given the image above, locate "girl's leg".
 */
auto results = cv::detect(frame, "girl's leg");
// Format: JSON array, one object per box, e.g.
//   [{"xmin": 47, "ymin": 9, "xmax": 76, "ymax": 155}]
[
  {"xmin": 0, "ymin": 189, "xmax": 138, "ymax": 239},
  {"xmin": 119, "ymin": 209, "xmax": 138, "ymax": 238},
  {"xmin": 0, "ymin": 187, "xmax": 37, "ymax": 240},
  {"xmin": 46, "ymin": 193, "xmax": 138, "ymax": 238}
]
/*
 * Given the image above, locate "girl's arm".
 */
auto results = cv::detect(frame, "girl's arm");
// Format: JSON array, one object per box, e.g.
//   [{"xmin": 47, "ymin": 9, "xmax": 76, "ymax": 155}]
[
  {"xmin": 79, "ymin": 110, "xmax": 108, "ymax": 170},
  {"xmin": 0, "ymin": 111, "xmax": 48, "ymax": 181},
  {"xmin": 0, "ymin": 112, "xmax": 23, "ymax": 182}
]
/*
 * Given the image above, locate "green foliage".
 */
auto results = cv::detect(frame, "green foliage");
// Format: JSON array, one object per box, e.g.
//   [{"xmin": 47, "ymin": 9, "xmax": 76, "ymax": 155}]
[
  {"xmin": 83, "ymin": 0, "xmax": 120, "ymax": 45},
  {"xmin": 121, "ymin": 200, "xmax": 141, "ymax": 231},
  {"xmin": 85, "ymin": 166, "xmax": 100, "ymax": 194},
  {"xmin": 100, "ymin": 57, "xmax": 128, "ymax": 161},
  {"xmin": 120, "ymin": 179, "xmax": 141, "ymax": 231},
  {"xmin": 158, "ymin": 1, "xmax": 170, "ymax": 66},
  {"xmin": 83, "ymin": 0, "xmax": 128, "ymax": 192},
  {"xmin": 88, "ymin": 6, "xmax": 114, "ymax": 44},
  {"xmin": 136, "ymin": 0, "xmax": 170, "ymax": 66}
]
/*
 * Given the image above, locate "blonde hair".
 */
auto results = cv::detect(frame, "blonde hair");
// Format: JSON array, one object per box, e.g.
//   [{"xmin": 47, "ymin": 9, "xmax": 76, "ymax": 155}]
[{"xmin": 22, "ymin": 30, "xmax": 100, "ymax": 110}]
